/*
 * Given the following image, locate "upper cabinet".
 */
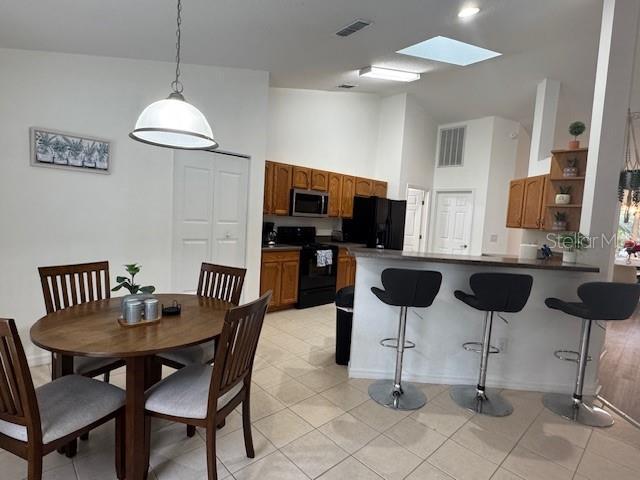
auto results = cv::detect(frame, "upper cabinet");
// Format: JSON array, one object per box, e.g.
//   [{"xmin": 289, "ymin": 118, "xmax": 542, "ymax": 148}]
[
  {"xmin": 341, "ymin": 176, "xmax": 356, "ymax": 218},
  {"xmin": 372, "ymin": 180, "xmax": 388, "ymax": 198},
  {"xmin": 311, "ymin": 170, "xmax": 329, "ymax": 191},
  {"xmin": 272, "ymin": 163, "xmax": 293, "ymax": 215},
  {"xmin": 264, "ymin": 161, "xmax": 386, "ymax": 218},
  {"xmin": 264, "ymin": 161, "xmax": 274, "ymax": 214},
  {"xmin": 506, "ymin": 149, "xmax": 588, "ymax": 232},
  {"xmin": 292, "ymin": 166, "xmax": 312, "ymax": 189},
  {"xmin": 355, "ymin": 177, "xmax": 373, "ymax": 197},
  {"xmin": 521, "ymin": 175, "xmax": 547, "ymax": 229},
  {"xmin": 505, "ymin": 179, "xmax": 525, "ymax": 228},
  {"xmin": 327, "ymin": 173, "xmax": 343, "ymax": 217}
]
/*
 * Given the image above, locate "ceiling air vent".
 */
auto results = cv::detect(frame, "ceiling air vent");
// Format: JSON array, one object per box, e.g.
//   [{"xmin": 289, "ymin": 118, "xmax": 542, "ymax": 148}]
[
  {"xmin": 336, "ymin": 19, "xmax": 372, "ymax": 37},
  {"xmin": 438, "ymin": 126, "xmax": 466, "ymax": 167},
  {"xmin": 337, "ymin": 84, "xmax": 357, "ymax": 89}
]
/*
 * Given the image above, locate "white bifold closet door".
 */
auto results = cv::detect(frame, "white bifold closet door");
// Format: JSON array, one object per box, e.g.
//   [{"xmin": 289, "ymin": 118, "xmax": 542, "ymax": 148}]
[{"xmin": 172, "ymin": 150, "xmax": 249, "ymax": 293}]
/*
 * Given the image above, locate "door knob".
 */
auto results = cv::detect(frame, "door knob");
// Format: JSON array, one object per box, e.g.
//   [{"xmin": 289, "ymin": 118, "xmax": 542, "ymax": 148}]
[{"xmin": 462, "ymin": 244, "xmax": 468, "ymax": 249}]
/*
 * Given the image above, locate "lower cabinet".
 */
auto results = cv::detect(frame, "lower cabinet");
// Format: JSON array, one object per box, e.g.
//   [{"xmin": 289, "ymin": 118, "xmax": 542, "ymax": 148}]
[
  {"xmin": 260, "ymin": 250, "xmax": 300, "ymax": 311},
  {"xmin": 336, "ymin": 248, "xmax": 356, "ymax": 292}
]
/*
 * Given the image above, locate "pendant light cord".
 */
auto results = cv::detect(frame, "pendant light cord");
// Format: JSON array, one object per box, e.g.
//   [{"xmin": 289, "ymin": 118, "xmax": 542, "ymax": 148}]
[{"xmin": 171, "ymin": 0, "xmax": 184, "ymax": 94}]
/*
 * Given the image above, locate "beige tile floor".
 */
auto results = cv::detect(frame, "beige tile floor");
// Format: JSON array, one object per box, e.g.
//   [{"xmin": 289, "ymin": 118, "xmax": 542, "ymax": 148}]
[{"xmin": 4, "ymin": 303, "xmax": 640, "ymax": 479}]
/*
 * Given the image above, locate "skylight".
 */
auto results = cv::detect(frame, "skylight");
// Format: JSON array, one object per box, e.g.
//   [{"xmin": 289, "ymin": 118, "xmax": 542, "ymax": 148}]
[{"xmin": 397, "ymin": 36, "xmax": 501, "ymax": 66}]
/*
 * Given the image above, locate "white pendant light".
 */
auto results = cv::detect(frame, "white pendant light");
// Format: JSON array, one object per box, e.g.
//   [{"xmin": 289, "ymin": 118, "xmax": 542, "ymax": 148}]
[{"xmin": 130, "ymin": 0, "xmax": 218, "ymax": 150}]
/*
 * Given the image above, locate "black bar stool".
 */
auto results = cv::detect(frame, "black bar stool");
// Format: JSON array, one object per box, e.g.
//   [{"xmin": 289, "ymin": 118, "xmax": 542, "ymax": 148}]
[
  {"xmin": 543, "ymin": 282, "xmax": 640, "ymax": 427},
  {"xmin": 369, "ymin": 268, "xmax": 442, "ymax": 410},
  {"xmin": 450, "ymin": 273, "xmax": 533, "ymax": 416}
]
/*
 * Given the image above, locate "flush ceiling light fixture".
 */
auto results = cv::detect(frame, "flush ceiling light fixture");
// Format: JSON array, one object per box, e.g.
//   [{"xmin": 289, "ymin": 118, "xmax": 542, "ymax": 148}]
[
  {"xmin": 359, "ymin": 66, "xmax": 421, "ymax": 82},
  {"xmin": 130, "ymin": 0, "xmax": 217, "ymax": 150},
  {"xmin": 458, "ymin": 6, "xmax": 480, "ymax": 18},
  {"xmin": 397, "ymin": 35, "xmax": 501, "ymax": 66}
]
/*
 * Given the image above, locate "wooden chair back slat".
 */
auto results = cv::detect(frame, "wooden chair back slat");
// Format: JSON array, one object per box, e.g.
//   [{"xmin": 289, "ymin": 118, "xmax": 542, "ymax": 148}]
[
  {"xmin": 196, "ymin": 263, "xmax": 246, "ymax": 306},
  {"xmin": 208, "ymin": 292, "xmax": 271, "ymax": 415},
  {"xmin": 38, "ymin": 262, "xmax": 110, "ymax": 314},
  {"xmin": 0, "ymin": 319, "xmax": 40, "ymax": 435}
]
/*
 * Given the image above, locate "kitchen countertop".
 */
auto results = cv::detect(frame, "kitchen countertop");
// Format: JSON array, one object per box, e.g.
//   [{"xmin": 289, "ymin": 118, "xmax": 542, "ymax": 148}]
[
  {"xmin": 261, "ymin": 244, "xmax": 302, "ymax": 252},
  {"xmin": 315, "ymin": 237, "xmax": 367, "ymax": 250},
  {"xmin": 347, "ymin": 247, "xmax": 600, "ymax": 273}
]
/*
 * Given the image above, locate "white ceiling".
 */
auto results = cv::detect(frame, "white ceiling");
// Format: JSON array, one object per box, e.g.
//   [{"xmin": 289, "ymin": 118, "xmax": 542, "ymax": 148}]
[{"xmin": 0, "ymin": 0, "xmax": 604, "ymax": 130}]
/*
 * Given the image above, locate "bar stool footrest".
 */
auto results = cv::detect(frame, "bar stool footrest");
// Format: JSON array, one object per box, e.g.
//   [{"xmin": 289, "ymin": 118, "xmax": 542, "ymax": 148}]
[
  {"xmin": 462, "ymin": 341, "xmax": 500, "ymax": 354},
  {"xmin": 380, "ymin": 337, "xmax": 416, "ymax": 349},
  {"xmin": 553, "ymin": 350, "xmax": 592, "ymax": 363}
]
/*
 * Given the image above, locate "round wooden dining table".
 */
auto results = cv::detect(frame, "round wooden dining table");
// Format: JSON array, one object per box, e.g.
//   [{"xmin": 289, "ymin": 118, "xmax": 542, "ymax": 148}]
[{"xmin": 31, "ymin": 293, "xmax": 230, "ymax": 480}]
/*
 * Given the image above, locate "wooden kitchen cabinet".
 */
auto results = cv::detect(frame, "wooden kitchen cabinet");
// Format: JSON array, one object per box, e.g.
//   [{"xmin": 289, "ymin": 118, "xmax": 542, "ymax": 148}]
[
  {"xmin": 340, "ymin": 176, "xmax": 356, "ymax": 218},
  {"xmin": 273, "ymin": 163, "xmax": 293, "ymax": 215},
  {"xmin": 292, "ymin": 166, "xmax": 312, "ymax": 189},
  {"xmin": 327, "ymin": 172, "xmax": 343, "ymax": 217},
  {"xmin": 263, "ymin": 161, "xmax": 386, "ymax": 219},
  {"xmin": 336, "ymin": 248, "xmax": 356, "ymax": 292},
  {"xmin": 280, "ymin": 260, "xmax": 300, "ymax": 305},
  {"xmin": 505, "ymin": 178, "xmax": 525, "ymax": 228},
  {"xmin": 260, "ymin": 250, "xmax": 300, "ymax": 311},
  {"xmin": 264, "ymin": 161, "xmax": 274, "ymax": 214},
  {"xmin": 521, "ymin": 175, "xmax": 547, "ymax": 229},
  {"xmin": 372, "ymin": 180, "xmax": 388, "ymax": 197},
  {"xmin": 311, "ymin": 170, "xmax": 329, "ymax": 191},
  {"xmin": 260, "ymin": 260, "xmax": 281, "ymax": 309},
  {"xmin": 355, "ymin": 177, "xmax": 373, "ymax": 197}
]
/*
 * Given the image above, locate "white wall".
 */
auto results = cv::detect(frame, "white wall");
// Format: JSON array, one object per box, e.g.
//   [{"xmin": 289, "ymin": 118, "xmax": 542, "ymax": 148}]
[
  {"xmin": 483, "ymin": 118, "xmax": 521, "ymax": 254},
  {"xmin": 374, "ymin": 94, "xmax": 407, "ymax": 199},
  {"xmin": 0, "ymin": 48, "xmax": 269, "ymax": 364},
  {"xmin": 399, "ymin": 95, "xmax": 437, "ymax": 196},
  {"xmin": 267, "ymin": 88, "xmax": 381, "ymax": 177},
  {"xmin": 431, "ymin": 118, "xmax": 494, "ymax": 256}
]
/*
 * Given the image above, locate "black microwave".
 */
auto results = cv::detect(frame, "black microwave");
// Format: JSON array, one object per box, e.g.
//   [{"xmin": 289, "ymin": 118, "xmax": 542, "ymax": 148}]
[{"xmin": 290, "ymin": 188, "xmax": 329, "ymax": 217}]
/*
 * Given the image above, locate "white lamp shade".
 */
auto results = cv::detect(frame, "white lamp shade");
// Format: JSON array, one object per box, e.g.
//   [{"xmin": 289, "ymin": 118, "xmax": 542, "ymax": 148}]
[{"xmin": 130, "ymin": 96, "xmax": 217, "ymax": 150}]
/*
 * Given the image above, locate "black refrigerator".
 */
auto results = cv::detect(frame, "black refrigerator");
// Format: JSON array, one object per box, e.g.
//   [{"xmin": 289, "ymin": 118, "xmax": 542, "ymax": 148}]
[{"xmin": 346, "ymin": 196, "xmax": 407, "ymax": 250}]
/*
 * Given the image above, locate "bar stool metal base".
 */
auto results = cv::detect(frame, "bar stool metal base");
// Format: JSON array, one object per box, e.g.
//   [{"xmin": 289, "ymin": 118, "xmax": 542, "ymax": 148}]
[
  {"xmin": 543, "ymin": 393, "xmax": 614, "ymax": 427},
  {"xmin": 369, "ymin": 380, "xmax": 426, "ymax": 411},
  {"xmin": 450, "ymin": 386, "xmax": 513, "ymax": 417}
]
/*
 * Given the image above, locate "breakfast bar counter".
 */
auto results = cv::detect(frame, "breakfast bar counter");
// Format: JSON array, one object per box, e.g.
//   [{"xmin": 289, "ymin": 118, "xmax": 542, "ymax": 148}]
[{"xmin": 346, "ymin": 248, "xmax": 603, "ymax": 394}]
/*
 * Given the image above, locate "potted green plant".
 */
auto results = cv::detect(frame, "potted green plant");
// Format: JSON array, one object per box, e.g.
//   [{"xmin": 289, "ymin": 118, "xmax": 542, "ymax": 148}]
[
  {"xmin": 555, "ymin": 185, "xmax": 572, "ymax": 205},
  {"xmin": 568, "ymin": 121, "xmax": 586, "ymax": 149},
  {"xmin": 552, "ymin": 211, "xmax": 568, "ymax": 231},
  {"xmin": 558, "ymin": 232, "xmax": 589, "ymax": 263},
  {"xmin": 563, "ymin": 157, "xmax": 578, "ymax": 177},
  {"xmin": 112, "ymin": 263, "xmax": 156, "ymax": 294}
]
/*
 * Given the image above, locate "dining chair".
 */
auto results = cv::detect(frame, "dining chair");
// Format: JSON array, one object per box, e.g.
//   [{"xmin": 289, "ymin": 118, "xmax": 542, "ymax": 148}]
[
  {"xmin": 0, "ymin": 318, "xmax": 126, "ymax": 479},
  {"xmin": 144, "ymin": 292, "xmax": 272, "ymax": 480},
  {"xmin": 38, "ymin": 261, "xmax": 125, "ymax": 382},
  {"xmin": 157, "ymin": 262, "xmax": 247, "ymax": 370}
]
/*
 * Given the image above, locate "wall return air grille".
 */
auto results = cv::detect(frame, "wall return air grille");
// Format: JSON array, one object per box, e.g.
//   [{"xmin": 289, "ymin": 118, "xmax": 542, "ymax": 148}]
[{"xmin": 438, "ymin": 126, "xmax": 466, "ymax": 167}]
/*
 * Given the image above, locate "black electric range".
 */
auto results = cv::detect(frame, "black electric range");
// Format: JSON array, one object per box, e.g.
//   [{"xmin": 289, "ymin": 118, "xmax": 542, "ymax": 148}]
[{"xmin": 277, "ymin": 226, "xmax": 339, "ymax": 308}]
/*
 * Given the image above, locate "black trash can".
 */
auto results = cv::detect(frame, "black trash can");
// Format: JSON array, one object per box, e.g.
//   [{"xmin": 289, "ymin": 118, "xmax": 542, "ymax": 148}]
[{"xmin": 335, "ymin": 286, "xmax": 355, "ymax": 366}]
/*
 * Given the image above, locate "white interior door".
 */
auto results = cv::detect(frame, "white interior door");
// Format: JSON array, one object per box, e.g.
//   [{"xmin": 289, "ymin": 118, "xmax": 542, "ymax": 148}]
[
  {"xmin": 432, "ymin": 191, "xmax": 473, "ymax": 254},
  {"xmin": 404, "ymin": 188, "xmax": 426, "ymax": 252},
  {"xmin": 172, "ymin": 151, "xmax": 249, "ymax": 293}
]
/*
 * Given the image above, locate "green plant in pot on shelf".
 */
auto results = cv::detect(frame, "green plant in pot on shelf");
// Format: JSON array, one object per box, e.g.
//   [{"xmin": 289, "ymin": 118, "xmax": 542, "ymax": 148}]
[
  {"xmin": 555, "ymin": 185, "xmax": 572, "ymax": 205},
  {"xmin": 558, "ymin": 232, "xmax": 590, "ymax": 264},
  {"xmin": 568, "ymin": 121, "xmax": 586, "ymax": 149},
  {"xmin": 112, "ymin": 264, "xmax": 156, "ymax": 295},
  {"xmin": 552, "ymin": 211, "xmax": 568, "ymax": 231}
]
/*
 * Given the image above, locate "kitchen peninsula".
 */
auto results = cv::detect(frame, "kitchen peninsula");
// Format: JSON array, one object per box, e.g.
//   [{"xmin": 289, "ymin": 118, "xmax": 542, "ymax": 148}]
[{"xmin": 347, "ymin": 248, "xmax": 602, "ymax": 394}]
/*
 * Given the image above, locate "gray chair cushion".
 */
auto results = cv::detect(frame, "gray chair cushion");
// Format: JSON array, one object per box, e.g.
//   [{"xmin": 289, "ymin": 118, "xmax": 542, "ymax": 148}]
[
  {"xmin": 145, "ymin": 364, "xmax": 243, "ymax": 419},
  {"xmin": 157, "ymin": 340, "xmax": 215, "ymax": 366},
  {"xmin": 74, "ymin": 356, "xmax": 122, "ymax": 375},
  {"xmin": 0, "ymin": 375, "xmax": 125, "ymax": 444}
]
